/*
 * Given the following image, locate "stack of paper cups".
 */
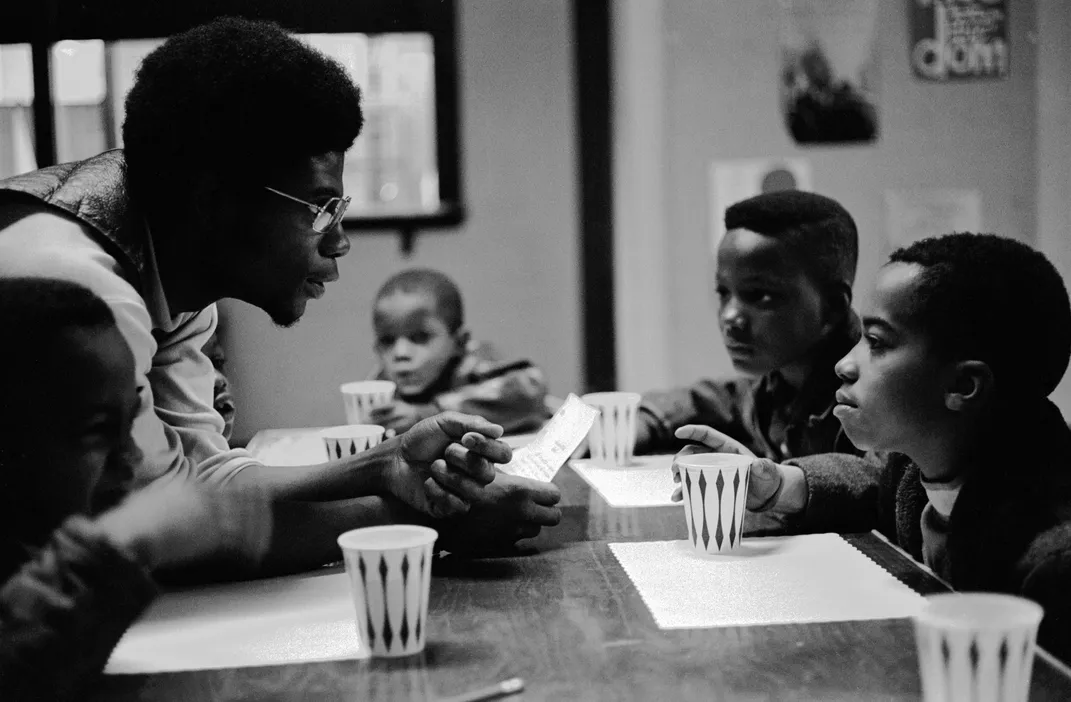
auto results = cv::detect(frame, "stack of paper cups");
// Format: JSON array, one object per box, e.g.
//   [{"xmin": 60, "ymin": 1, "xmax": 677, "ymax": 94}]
[
  {"xmin": 321, "ymin": 425, "xmax": 386, "ymax": 461},
  {"xmin": 914, "ymin": 593, "xmax": 1043, "ymax": 702},
  {"xmin": 582, "ymin": 392, "xmax": 641, "ymax": 466},
  {"xmin": 337, "ymin": 525, "xmax": 438, "ymax": 658},
  {"xmin": 340, "ymin": 380, "xmax": 396, "ymax": 424},
  {"xmin": 677, "ymin": 452, "xmax": 752, "ymax": 554}
]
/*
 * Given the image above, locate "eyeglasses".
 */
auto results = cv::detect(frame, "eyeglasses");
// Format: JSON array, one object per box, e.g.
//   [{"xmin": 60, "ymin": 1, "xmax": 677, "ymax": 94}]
[{"xmin": 264, "ymin": 186, "xmax": 351, "ymax": 233}]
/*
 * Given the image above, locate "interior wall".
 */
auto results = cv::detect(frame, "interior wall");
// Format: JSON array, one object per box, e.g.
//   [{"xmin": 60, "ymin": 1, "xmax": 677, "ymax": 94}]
[
  {"xmin": 615, "ymin": 0, "xmax": 1040, "ymax": 393},
  {"xmin": 223, "ymin": 0, "xmax": 581, "ymax": 443},
  {"xmin": 1036, "ymin": 0, "xmax": 1071, "ymax": 416}
]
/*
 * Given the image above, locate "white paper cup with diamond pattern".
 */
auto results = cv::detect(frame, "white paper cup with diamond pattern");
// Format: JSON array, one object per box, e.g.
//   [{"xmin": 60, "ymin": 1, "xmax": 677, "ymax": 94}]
[
  {"xmin": 582, "ymin": 392, "xmax": 641, "ymax": 466},
  {"xmin": 337, "ymin": 525, "xmax": 438, "ymax": 658},
  {"xmin": 321, "ymin": 425, "xmax": 385, "ymax": 461},
  {"xmin": 677, "ymin": 452, "xmax": 751, "ymax": 554},
  {"xmin": 340, "ymin": 380, "xmax": 396, "ymax": 424},
  {"xmin": 914, "ymin": 593, "xmax": 1043, "ymax": 702}
]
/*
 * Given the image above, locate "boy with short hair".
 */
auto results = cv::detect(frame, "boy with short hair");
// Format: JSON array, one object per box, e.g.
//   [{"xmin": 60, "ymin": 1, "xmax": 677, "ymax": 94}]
[
  {"xmin": 0, "ymin": 278, "xmax": 272, "ymax": 700},
  {"xmin": 637, "ymin": 190, "xmax": 862, "ymax": 462},
  {"xmin": 369, "ymin": 268, "xmax": 550, "ymax": 435},
  {"xmin": 725, "ymin": 233, "xmax": 1071, "ymax": 661}
]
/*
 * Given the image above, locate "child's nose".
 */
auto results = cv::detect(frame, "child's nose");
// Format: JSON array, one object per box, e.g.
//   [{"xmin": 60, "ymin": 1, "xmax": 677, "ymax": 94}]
[
  {"xmin": 720, "ymin": 301, "xmax": 747, "ymax": 331},
  {"xmin": 834, "ymin": 350, "xmax": 858, "ymax": 382},
  {"xmin": 392, "ymin": 338, "xmax": 415, "ymax": 359}
]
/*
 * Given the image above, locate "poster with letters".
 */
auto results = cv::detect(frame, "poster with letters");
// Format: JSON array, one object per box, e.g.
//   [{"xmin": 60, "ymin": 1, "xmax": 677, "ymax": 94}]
[{"xmin": 911, "ymin": 0, "xmax": 1008, "ymax": 81}]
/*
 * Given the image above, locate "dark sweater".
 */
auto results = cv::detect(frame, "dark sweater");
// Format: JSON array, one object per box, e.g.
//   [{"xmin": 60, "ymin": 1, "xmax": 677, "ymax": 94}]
[
  {"xmin": 0, "ymin": 517, "xmax": 156, "ymax": 701},
  {"xmin": 793, "ymin": 399, "xmax": 1071, "ymax": 662}
]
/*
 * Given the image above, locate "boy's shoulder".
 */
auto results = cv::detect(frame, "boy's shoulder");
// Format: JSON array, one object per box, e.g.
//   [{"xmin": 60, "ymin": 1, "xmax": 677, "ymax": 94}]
[{"xmin": 454, "ymin": 338, "xmax": 538, "ymax": 383}]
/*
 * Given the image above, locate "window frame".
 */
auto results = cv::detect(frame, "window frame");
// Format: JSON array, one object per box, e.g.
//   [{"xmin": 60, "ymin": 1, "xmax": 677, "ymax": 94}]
[{"xmin": 0, "ymin": 0, "xmax": 465, "ymax": 231}]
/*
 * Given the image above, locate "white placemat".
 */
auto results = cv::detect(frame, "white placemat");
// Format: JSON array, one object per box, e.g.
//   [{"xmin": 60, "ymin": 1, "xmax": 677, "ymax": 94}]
[
  {"xmin": 609, "ymin": 534, "xmax": 924, "ymax": 629},
  {"xmin": 572, "ymin": 455, "xmax": 677, "ymax": 507},
  {"xmin": 106, "ymin": 568, "xmax": 367, "ymax": 674}
]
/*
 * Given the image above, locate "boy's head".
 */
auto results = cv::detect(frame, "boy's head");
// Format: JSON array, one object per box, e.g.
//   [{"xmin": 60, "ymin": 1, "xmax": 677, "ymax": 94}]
[
  {"xmin": 0, "ymin": 279, "xmax": 141, "ymax": 542},
  {"xmin": 718, "ymin": 190, "xmax": 858, "ymax": 379},
  {"xmin": 834, "ymin": 233, "xmax": 1071, "ymax": 454},
  {"xmin": 124, "ymin": 17, "xmax": 362, "ymax": 327},
  {"xmin": 373, "ymin": 269, "xmax": 469, "ymax": 399}
]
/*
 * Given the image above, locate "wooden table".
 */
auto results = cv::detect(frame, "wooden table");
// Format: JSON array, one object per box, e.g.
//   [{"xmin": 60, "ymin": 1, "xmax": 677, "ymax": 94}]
[{"xmin": 92, "ymin": 460, "xmax": 1071, "ymax": 701}]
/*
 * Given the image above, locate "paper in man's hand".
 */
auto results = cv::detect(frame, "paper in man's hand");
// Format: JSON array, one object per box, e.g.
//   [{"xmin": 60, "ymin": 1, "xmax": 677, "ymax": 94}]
[{"xmin": 500, "ymin": 393, "xmax": 598, "ymax": 482}]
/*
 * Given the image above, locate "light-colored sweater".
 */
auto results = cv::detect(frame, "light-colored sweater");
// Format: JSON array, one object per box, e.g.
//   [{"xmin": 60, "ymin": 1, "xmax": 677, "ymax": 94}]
[{"xmin": 0, "ymin": 211, "xmax": 257, "ymax": 485}]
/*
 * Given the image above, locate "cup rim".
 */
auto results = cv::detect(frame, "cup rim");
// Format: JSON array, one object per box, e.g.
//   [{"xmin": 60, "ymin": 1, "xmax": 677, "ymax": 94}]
[
  {"xmin": 916, "ymin": 593, "xmax": 1044, "ymax": 630},
  {"xmin": 339, "ymin": 380, "xmax": 397, "ymax": 395},
  {"xmin": 320, "ymin": 424, "xmax": 386, "ymax": 439},
  {"xmin": 581, "ymin": 391, "xmax": 641, "ymax": 405},
  {"xmin": 337, "ymin": 525, "xmax": 438, "ymax": 551},
  {"xmin": 676, "ymin": 452, "xmax": 753, "ymax": 470}
]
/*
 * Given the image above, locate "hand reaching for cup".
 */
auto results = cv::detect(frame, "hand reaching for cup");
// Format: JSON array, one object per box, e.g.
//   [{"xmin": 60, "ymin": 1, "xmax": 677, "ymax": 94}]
[{"xmin": 668, "ymin": 425, "xmax": 789, "ymax": 512}]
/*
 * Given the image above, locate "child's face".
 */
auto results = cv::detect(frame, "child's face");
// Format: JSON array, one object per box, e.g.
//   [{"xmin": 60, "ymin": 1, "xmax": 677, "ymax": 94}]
[
  {"xmin": 833, "ymin": 262, "xmax": 949, "ymax": 452},
  {"xmin": 373, "ymin": 290, "xmax": 464, "ymax": 398},
  {"xmin": 716, "ymin": 228, "xmax": 831, "ymax": 378},
  {"xmin": 30, "ymin": 324, "xmax": 141, "ymax": 530}
]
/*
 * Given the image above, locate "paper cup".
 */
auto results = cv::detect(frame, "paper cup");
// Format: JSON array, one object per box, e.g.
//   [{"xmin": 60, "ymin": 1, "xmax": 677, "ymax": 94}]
[
  {"xmin": 914, "ymin": 593, "xmax": 1043, "ymax": 702},
  {"xmin": 338, "ymin": 525, "xmax": 438, "ymax": 658},
  {"xmin": 321, "ymin": 425, "xmax": 386, "ymax": 461},
  {"xmin": 582, "ymin": 392, "xmax": 641, "ymax": 466},
  {"xmin": 340, "ymin": 381, "xmax": 396, "ymax": 424},
  {"xmin": 677, "ymin": 453, "xmax": 752, "ymax": 554}
]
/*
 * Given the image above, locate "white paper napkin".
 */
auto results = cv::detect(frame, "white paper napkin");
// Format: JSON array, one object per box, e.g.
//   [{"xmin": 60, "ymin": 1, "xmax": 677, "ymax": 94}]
[
  {"xmin": 571, "ymin": 455, "xmax": 677, "ymax": 507},
  {"xmin": 609, "ymin": 534, "xmax": 924, "ymax": 629},
  {"xmin": 106, "ymin": 568, "xmax": 367, "ymax": 674}
]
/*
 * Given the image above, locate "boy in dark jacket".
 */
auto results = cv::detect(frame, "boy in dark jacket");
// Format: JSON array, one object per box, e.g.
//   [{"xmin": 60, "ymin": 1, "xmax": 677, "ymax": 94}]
[
  {"xmin": 638, "ymin": 190, "xmax": 862, "ymax": 462},
  {"xmin": 0, "ymin": 278, "xmax": 271, "ymax": 701}
]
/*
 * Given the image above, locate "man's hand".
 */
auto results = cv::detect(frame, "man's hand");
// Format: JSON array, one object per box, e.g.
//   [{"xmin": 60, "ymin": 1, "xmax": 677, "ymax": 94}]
[
  {"xmin": 369, "ymin": 400, "xmax": 437, "ymax": 434},
  {"xmin": 381, "ymin": 412, "xmax": 512, "ymax": 519},
  {"xmin": 436, "ymin": 472, "xmax": 562, "ymax": 555},
  {"xmin": 96, "ymin": 482, "xmax": 273, "ymax": 571},
  {"xmin": 670, "ymin": 424, "xmax": 755, "ymax": 501}
]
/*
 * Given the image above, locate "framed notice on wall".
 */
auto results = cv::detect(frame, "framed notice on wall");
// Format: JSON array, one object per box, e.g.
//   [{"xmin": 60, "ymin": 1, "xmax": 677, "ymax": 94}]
[{"xmin": 911, "ymin": 0, "xmax": 1008, "ymax": 81}]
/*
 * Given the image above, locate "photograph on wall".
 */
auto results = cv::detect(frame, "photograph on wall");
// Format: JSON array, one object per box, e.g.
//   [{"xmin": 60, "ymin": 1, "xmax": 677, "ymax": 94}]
[
  {"xmin": 779, "ymin": 0, "xmax": 880, "ymax": 146},
  {"xmin": 910, "ymin": 0, "xmax": 1008, "ymax": 81},
  {"xmin": 710, "ymin": 158, "xmax": 813, "ymax": 254}
]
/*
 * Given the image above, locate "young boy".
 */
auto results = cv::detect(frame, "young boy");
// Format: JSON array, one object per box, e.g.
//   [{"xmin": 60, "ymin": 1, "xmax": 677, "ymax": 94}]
[
  {"xmin": 0, "ymin": 278, "xmax": 272, "ymax": 700},
  {"xmin": 637, "ymin": 190, "xmax": 863, "ymax": 462},
  {"xmin": 203, "ymin": 330, "xmax": 236, "ymax": 443},
  {"xmin": 369, "ymin": 268, "xmax": 550, "ymax": 435},
  {"xmin": 728, "ymin": 234, "xmax": 1071, "ymax": 661}
]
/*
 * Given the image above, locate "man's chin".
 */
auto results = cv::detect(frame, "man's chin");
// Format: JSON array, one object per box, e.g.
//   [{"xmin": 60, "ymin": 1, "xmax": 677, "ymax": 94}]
[{"xmin": 268, "ymin": 302, "xmax": 305, "ymax": 328}]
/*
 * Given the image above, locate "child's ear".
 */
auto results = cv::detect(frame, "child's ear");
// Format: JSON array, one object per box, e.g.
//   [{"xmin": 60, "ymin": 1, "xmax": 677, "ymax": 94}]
[
  {"xmin": 945, "ymin": 360, "xmax": 994, "ymax": 412},
  {"xmin": 821, "ymin": 282, "xmax": 853, "ymax": 334},
  {"xmin": 453, "ymin": 326, "xmax": 471, "ymax": 353}
]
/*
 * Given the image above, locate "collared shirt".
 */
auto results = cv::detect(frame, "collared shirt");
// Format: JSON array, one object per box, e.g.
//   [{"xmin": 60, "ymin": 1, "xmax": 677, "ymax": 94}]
[
  {"xmin": 0, "ymin": 211, "xmax": 257, "ymax": 485},
  {"xmin": 637, "ymin": 316, "xmax": 861, "ymax": 461}
]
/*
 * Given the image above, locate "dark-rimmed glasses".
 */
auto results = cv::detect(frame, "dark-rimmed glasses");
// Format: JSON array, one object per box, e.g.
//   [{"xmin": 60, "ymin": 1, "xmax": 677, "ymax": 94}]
[{"xmin": 264, "ymin": 186, "xmax": 351, "ymax": 233}]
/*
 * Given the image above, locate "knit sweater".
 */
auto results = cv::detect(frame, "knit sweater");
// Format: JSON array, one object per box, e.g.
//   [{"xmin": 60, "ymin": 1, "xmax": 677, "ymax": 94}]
[{"xmin": 791, "ymin": 399, "xmax": 1071, "ymax": 662}]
